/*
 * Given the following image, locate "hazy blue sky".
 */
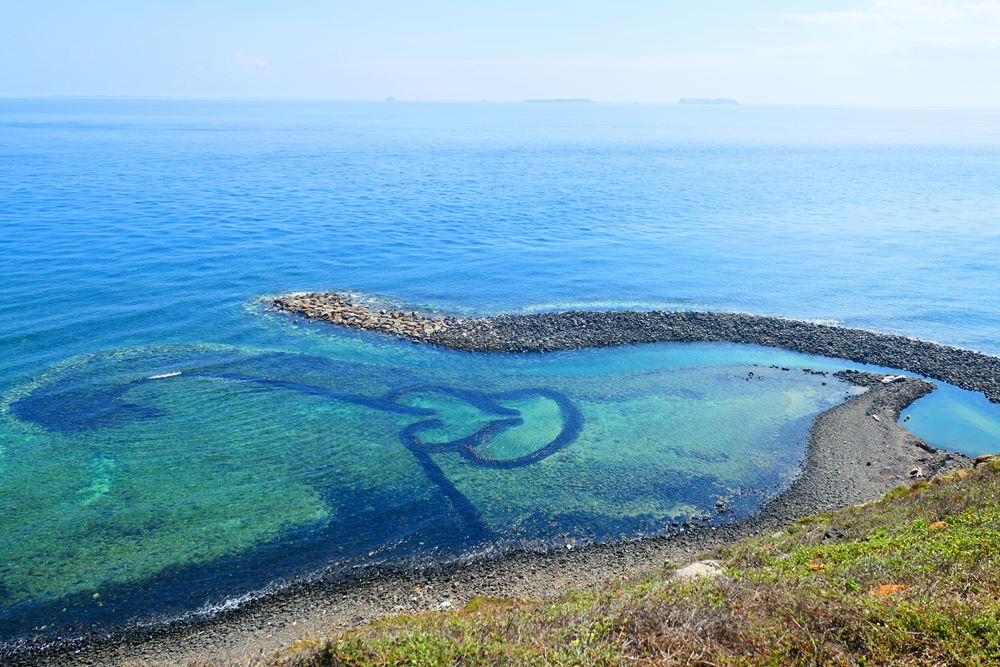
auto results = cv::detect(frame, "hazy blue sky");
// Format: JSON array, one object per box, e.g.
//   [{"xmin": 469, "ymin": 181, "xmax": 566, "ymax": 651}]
[{"xmin": 2, "ymin": 1, "xmax": 999, "ymax": 107}]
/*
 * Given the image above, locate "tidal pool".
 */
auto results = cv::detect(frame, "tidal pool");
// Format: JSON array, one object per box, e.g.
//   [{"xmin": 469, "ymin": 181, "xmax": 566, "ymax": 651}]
[
  {"xmin": 902, "ymin": 384, "xmax": 1000, "ymax": 457},
  {"xmin": 0, "ymin": 339, "xmax": 967, "ymax": 645}
]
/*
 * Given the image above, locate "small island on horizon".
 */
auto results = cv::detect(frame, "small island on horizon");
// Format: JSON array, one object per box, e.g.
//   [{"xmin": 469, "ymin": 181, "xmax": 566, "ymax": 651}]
[
  {"xmin": 679, "ymin": 97, "xmax": 739, "ymax": 105},
  {"xmin": 523, "ymin": 98, "xmax": 595, "ymax": 104}
]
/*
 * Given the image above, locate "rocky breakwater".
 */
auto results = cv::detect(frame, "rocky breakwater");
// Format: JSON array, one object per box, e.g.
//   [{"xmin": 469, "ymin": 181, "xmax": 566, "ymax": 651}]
[
  {"xmin": 268, "ymin": 291, "xmax": 1000, "ymax": 406},
  {"xmin": 269, "ymin": 292, "xmax": 454, "ymax": 341}
]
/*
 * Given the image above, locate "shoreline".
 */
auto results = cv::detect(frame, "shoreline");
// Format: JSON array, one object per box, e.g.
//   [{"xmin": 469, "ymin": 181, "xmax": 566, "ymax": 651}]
[{"xmin": 16, "ymin": 295, "xmax": 985, "ymax": 665}]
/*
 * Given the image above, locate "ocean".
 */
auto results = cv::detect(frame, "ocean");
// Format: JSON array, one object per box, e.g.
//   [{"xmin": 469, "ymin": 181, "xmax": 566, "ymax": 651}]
[{"xmin": 1, "ymin": 98, "xmax": 999, "ymax": 645}]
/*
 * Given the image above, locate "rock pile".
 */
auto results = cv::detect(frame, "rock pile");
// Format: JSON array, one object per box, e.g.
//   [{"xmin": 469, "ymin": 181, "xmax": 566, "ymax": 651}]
[{"xmin": 268, "ymin": 292, "xmax": 453, "ymax": 340}]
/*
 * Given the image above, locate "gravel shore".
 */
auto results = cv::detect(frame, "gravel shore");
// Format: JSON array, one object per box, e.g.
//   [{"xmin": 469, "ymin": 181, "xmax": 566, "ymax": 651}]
[{"xmin": 13, "ymin": 295, "xmax": 985, "ymax": 666}]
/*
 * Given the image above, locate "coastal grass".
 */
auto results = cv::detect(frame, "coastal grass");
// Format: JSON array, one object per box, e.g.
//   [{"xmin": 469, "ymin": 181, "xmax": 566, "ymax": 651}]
[{"xmin": 266, "ymin": 460, "xmax": 1000, "ymax": 666}]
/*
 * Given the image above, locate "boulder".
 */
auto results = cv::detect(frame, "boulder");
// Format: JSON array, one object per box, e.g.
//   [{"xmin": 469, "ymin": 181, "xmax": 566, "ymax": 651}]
[{"xmin": 673, "ymin": 560, "xmax": 726, "ymax": 580}]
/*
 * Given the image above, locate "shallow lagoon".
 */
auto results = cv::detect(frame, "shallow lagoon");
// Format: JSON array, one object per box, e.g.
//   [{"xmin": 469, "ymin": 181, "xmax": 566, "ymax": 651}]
[
  {"xmin": 1, "ymin": 339, "xmax": 853, "ymax": 641},
  {"xmin": 2, "ymin": 333, "xmax": 998, "ymax": 643}
]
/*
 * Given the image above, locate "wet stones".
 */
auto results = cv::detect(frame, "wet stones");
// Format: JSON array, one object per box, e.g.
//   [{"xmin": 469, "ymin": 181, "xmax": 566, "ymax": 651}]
[{"xmin": 268, "ymin": 293, "xmax": 452, "ymax": 341}]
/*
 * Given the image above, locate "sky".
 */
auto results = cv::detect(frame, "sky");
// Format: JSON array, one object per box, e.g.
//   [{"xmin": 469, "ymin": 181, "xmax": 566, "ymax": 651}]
[{"xmin": 2, "ymin": 0, "xmax": 1000, "ymax": 107}]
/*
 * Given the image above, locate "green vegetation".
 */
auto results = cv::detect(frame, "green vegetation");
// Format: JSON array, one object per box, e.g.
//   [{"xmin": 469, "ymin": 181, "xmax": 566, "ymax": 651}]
[{"xmin": 267, "ymin": 459, "xmax": 999, "ymax": 666}]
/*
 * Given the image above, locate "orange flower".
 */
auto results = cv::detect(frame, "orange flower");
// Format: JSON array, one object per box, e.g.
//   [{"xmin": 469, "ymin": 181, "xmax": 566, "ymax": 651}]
[
  {"xmin": 870, "ymin": 584, "xmax": 907, "ymax": 596},
  {"xmin": 806, "ymin": 562, "xmax": 824, "ymax": 571},
  {"xmin": 928, "ymin": 521, "xmax": 948, "ymax": 530}
]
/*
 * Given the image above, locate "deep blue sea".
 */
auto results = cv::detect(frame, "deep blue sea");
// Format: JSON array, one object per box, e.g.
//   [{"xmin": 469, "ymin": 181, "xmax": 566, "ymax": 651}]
[{"xmin": 1, "ymin": 99, "xmax": 999, "ymax": 646}]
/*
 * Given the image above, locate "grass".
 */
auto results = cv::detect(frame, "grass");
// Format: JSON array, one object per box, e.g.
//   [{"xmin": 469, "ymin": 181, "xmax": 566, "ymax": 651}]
[{"xmin": 263, "ymin": 460, "xmax": 999, "ymax": 666}]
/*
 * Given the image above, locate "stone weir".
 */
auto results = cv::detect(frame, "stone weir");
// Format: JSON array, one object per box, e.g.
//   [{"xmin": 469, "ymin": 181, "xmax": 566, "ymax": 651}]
[
  {"xmin": 270, "ymin": 292, "xmax": 453, "ymax": 340},
  {"xmin": 267, "ymin": 291, "xmax": 1000, "ymax": 404}
]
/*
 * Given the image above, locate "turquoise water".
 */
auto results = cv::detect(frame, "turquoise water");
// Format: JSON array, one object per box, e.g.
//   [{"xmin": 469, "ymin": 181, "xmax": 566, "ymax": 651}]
[
  {"xmin": 904, "ymin": 388, "xmax": 1000, "ymax": 458},
  {"xmin": 2, "ymin": 99, "xmax": 1000, "ymax": 644},
  {"xmin": 0, "ymin": 340, "xmax": 854, "ymax": 640}
]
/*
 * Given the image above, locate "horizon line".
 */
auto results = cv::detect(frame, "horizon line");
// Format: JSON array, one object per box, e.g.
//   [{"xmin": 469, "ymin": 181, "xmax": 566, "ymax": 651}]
[{"xmin": 2, "ymin": 94, "xmax": 1000, "ymax": 113}]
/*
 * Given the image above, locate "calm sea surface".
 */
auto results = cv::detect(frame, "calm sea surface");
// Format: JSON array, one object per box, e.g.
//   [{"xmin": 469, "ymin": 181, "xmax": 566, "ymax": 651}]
[{"xmin": 1, "ymin": 99, "xmax": 999, "ymax": 644}]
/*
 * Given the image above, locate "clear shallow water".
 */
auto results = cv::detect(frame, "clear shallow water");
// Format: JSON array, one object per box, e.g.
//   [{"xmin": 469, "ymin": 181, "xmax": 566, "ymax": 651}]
[
  {"xmin": 1, "ymin": 99, "xmax": 1000, "ymax": 643},
  {"xmin": 904, "ymin": 388, "xmax": 1000, "ymax": 458},
  {"xmin": 0, "ymin": 341, "xmax": 851, "ymax": 640}
]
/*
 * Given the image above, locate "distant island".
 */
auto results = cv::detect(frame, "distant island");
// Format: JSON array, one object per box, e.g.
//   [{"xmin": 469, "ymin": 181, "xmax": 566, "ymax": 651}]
[
  {"xmin": 523, "ymin": 98, "xmax": 594, "ymax": 103},
  {"xmin": 678, "ymin": 98, "xmax": 739, "ymax": 105}
]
